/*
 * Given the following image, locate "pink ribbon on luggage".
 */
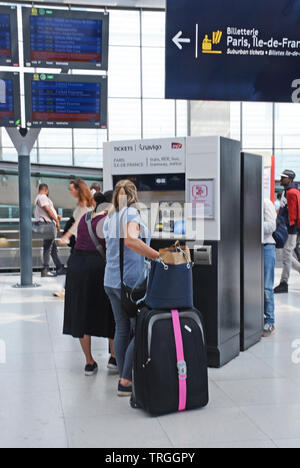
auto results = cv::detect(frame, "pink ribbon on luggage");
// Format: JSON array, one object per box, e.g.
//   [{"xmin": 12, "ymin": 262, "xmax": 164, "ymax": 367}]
[{"xmin": 171, "ymin": 309, "xmax": 187, "ymax": 412}]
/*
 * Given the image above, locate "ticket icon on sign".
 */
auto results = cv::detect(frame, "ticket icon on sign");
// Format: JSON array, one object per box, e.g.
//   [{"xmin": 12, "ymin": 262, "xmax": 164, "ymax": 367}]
[{"xmin": 202, "ymin": 30, "xmax": 223, "ymax": 54}]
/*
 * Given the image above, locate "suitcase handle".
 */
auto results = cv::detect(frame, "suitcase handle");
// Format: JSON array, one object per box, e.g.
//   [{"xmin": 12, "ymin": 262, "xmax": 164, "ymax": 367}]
[{"xmin": 171, "ymin": 309, "xmax": 187, "ymax": 412}]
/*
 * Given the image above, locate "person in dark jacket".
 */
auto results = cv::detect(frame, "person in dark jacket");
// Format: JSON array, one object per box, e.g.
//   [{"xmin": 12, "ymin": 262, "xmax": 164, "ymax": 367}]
[
  {"xmin": 274, "ymin": 170, "xmax": 300, "ymax": 293},
  {"xmin": 63, "ymin": 192, "xmax": 116, "ymax": 376}
]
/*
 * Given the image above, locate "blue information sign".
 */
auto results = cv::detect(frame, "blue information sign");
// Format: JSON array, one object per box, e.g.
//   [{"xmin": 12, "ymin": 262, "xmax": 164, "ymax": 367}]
[{"xmin": 166, "ymin": 0, "xmax": 300, "ymax": 103}]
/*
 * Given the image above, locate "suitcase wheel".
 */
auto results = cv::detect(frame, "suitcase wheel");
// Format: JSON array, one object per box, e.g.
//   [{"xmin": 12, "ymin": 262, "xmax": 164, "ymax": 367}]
[{"xmin": 130, "ymin": 395, "xmax": 140, "ymax": 409}]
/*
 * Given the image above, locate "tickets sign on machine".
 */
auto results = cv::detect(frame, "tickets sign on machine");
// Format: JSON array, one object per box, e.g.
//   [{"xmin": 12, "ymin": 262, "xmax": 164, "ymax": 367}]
[{"xmin": 110, "ymin": 138, "xmax": 186, "ymax": 176}]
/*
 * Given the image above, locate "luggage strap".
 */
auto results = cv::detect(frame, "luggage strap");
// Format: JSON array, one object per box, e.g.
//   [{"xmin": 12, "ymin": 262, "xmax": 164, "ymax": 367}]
[{"xmin": 171, "ymin": 309, "xmax": 187, "ymax": 412}]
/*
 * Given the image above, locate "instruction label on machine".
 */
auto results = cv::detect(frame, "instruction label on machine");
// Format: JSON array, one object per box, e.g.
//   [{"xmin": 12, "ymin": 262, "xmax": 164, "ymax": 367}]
[
  {"xmin": 188, "ymin": 179, "xmax": 215, "ymax": 219},
  {"xmin": 111, "ymin": 138, "xmax": 186, "ymax": 175}
]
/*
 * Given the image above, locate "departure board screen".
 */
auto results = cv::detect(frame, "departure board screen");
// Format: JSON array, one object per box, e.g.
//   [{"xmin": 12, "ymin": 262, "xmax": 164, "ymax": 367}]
[
  {"xmin": 0, "ymin": 6, "xmax": 19, "ymax": 66},
  {"xmin": 0, "ymin": 14, "xmax": 11, "ymax": 58},
  {"xmin": 22, "ymin": 8, "xmax": 109, "ymax": 70},
  {"xmin": 24, "ymin": 74, "xmax": 108, "ymax": 129},
  {"xmin": 0, "ymin": 72, "xmax": 21, "ymax": 127}
]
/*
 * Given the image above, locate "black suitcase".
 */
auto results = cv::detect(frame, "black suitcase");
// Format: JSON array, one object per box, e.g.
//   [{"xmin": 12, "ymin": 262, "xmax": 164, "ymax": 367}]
[{"xmin": 132, "ymin": 307, "xmax": 209, "ymax": 416}]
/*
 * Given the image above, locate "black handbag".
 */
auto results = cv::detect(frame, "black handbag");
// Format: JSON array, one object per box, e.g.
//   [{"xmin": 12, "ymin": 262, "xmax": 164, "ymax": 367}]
[
  {"xmin": 119, "ymin": 208, "xmax": 148, "ymax": 318},
  {"xmin": 63, "ymin": 217, "xmax": 76, "ymax": 250},
  {"xmin": 119, "ymin": 237, "xmax": 147, "ymax": 319},
  {"xmin": 272, "ymin": 214, "xmax": 289, "ymax": 249},
  {"xmin": 32, "ymin": 219, "xmax": 56, "ymax": 240}
]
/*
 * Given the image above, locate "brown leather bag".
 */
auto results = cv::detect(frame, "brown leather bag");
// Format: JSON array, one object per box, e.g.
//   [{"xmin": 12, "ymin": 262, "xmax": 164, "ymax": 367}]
[{"xmin": 159, "ymin": 240, "xmax": 191, "ymax": 265}]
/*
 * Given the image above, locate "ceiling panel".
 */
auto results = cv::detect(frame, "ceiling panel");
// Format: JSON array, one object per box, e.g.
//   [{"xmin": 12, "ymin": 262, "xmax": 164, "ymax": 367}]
[{"xmin": 11, "ymin": 0, "xmax": 165, "ymax": 10}]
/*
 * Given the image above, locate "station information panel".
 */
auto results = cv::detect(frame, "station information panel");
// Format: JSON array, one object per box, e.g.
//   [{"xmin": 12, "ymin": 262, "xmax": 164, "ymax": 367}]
[
  {"xmin": 0, "ymin": 72, "xmax": 21, "ymax": 127},
  {"xmin": 22, "ymin": 8, "xmax": 109, "ymax": 70},
  {"xmin": 166, "ymin": 0, "xmax": 300, "ymax": 102},
  {"xmin": 24, "ymin": 74, "xmax": 108, "ymax": 129},
  {"xmin": 0, "ymin": 6, "xmax": 19, "ymax": 67}
]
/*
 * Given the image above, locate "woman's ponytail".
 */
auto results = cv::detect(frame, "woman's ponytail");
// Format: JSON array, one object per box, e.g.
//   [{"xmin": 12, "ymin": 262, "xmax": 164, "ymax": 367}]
[{"xmin": 112, "ymin": 180, "xmax": 139, "ymax": 212}]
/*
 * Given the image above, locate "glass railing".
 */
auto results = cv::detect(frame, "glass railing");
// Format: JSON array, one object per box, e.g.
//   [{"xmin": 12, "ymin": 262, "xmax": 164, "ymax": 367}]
[{"xmin": 0, "ymin": 218, "xmax": 71, "ymax": 271}]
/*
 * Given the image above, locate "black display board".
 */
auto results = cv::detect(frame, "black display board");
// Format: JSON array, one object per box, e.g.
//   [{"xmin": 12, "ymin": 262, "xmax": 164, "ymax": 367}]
[
  {"xmin": 0, "ymin": 5, "xmax": 19, "ymax": 67},
  {"xmin": 0, "ymin": 72, "xmax": 21, "ymax": 128},
  {"xmin": 24, "ymin": 73, "xmax": 107, "ymax": 129},
  {"xmin": 22, "ymin": 7, "xmax": 109, "ymax": 70},
  {"xmin": 240, "ymin": 153, "xmax": 263, "ymax": 351}
]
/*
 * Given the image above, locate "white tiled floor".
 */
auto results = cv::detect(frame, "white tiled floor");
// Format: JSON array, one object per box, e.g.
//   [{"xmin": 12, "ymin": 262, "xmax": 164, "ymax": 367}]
[{"xmin": 0, "ymin": 269, "xmax": 300, "ymax": 448}]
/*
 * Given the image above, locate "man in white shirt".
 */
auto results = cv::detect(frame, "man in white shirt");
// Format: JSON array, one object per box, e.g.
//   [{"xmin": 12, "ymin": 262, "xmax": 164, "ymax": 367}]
[
  {"xmin": 35, "ymin": 184, "xmax": 64, "ymax": 277},
  {"xmin": 263, "ymin": 198, "xmax": 277, "ymax": 337}
]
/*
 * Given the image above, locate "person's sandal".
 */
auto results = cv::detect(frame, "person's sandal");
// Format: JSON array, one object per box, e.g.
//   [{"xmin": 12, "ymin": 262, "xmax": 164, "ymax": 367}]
[
  {"xmin": 118, "ymin": 380, "xmax": 132, "ymax": 397},
  {"xmin": 53, "ymin": 289, "xmax": 65, "ymax": 299}
]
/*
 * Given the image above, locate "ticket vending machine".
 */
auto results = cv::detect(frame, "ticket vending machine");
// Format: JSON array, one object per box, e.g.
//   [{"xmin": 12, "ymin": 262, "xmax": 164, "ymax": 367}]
[
  {"xmin": 103, "ymin": 136, "xmax": 260, "ymax": 367},
  {"xmin": 185, "ymin": 137, "xmax": 241, "ymax": 367}
]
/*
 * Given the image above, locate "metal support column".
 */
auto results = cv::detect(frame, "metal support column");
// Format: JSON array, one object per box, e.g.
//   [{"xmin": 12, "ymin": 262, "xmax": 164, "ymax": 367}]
[{"xmin": 6, "ymin": 127, "xmax": 41, "ymax": 288}]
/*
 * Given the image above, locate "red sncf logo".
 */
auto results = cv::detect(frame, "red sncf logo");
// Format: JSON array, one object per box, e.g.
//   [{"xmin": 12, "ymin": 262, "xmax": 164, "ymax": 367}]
[{"xmin": 172, "ymin": 142, "xmax": 182, "ymax": 149}]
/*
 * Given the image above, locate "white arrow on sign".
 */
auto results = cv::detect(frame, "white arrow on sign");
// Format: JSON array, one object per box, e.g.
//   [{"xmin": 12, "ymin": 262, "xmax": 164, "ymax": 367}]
[{"xmin": 172, "ymin": 31, "xmax": 191, "ymax": 50}]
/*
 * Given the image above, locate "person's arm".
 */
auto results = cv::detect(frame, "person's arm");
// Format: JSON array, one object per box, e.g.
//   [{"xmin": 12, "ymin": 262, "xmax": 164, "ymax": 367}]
[
  {"xmin": 59, "ymin": 206, "xmax": 86, "ymax": 245},
  {"xmin": 68, "ymin": 206, "xmax": 89, "ymax": 237},
  {"xmin": 287, "ymin": 191, "xmax": 298, "ymax": 229},
  {"xmin": 43, "ymin": 205, "xmax": 61, "ymax": 231},
  {"xmin": 124, "ymin": 221, "xmax": 159, "ymax": 261},
  {"xmin": 264, "ymin": 201, "xmax": 276, "ymax": 237}
]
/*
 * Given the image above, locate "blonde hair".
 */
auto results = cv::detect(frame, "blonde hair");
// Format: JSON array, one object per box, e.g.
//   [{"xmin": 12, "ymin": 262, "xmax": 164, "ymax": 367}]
[{"xmin": 112, "ymin": 179, "xmax": 139, "ymax": 212}]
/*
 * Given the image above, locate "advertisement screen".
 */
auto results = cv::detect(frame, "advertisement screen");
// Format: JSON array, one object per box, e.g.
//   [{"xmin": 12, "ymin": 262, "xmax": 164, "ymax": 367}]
[
  {"xmin": 25, "ymin": 74, "xmax": 107, "ymax": 129},
  {"xmin": 23, "ymin": 8, "xmax": 109, "ymax": 70},
  {"xmin": 166, "ymin": 0, "xmax": 300, "ymax": 102},
  {"xmin": 0, "ymin": 6, "xmax": 19, "ymax": 66}
]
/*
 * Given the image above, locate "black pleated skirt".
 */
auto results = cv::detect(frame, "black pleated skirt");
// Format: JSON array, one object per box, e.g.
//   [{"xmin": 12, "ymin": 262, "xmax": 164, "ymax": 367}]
[{"xmin": 63, "ymin": 250, "xmax": 115, "ymax": 339}]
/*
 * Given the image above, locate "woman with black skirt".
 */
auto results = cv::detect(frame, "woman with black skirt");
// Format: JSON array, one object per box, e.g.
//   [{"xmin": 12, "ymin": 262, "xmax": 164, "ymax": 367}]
[{"xmin": 63, "ymin": 192, "xmax": 115, "ymax": 376}]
